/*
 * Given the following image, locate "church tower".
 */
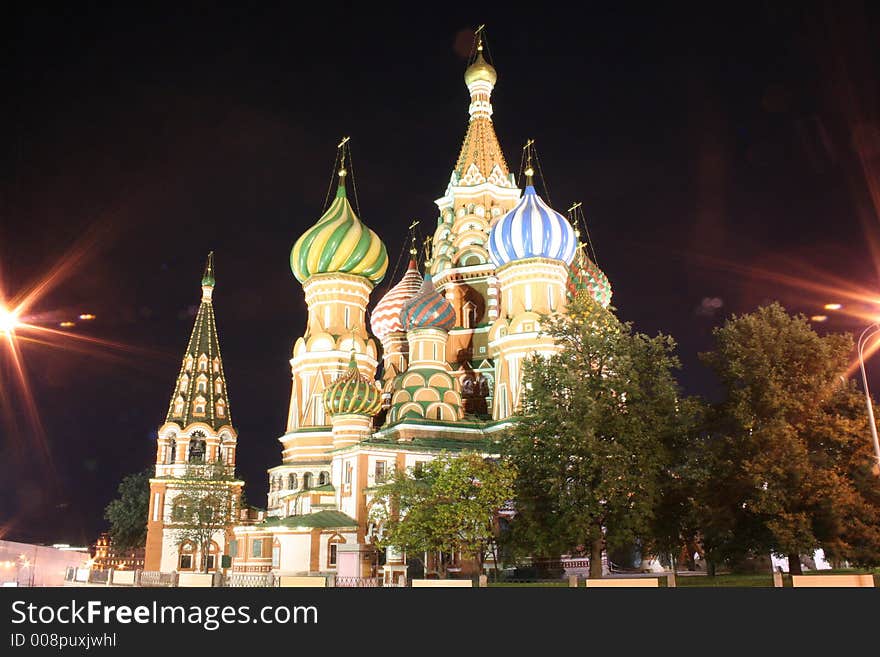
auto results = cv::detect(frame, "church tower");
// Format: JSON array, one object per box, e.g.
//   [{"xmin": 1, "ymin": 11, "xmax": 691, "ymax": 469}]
[
  {"xmin": 430, "ymin": 30, "xmax": 521, "ymax": 411},
  {"xmin": 144, "ymin": 253, "xmax": 243, "ymax": 572},
  {"xmin": 488, "ymin": 154, "xmax": 578, "ymax": 419},
  {"xmin": 269, "ymin": 145, "xmax": 387, "ymax": 516}
]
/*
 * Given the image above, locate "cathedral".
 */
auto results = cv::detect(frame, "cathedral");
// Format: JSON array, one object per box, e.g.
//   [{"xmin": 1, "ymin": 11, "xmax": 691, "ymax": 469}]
[{"xmin": 144, "ymin": 35, "xmax": 612, "ymax": 579}]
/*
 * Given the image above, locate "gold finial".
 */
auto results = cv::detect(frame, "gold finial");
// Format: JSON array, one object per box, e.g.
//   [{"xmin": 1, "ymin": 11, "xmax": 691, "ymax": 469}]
[
  {"xmin": 337, "ymin": 136, "xmax": 350, "ymax": 178},
  {"xmin": 475, "ymin": 24, "xmax": 485, "ymax": 52},
  {"xmin": 523, "ymin": 139, "xmax": 535, "ymax": 182},
  {"xmin": 422, "ymin": 235, "xmax": 433, "ymax": 264},
  {"xmin": 408, "ymin": 220, "xmax": 420, "ymax": 256}
]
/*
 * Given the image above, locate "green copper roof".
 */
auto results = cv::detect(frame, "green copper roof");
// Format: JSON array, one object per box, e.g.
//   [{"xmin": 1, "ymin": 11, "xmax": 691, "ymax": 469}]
[
  {"xmin": 260, "ymin": 510, "xmax": 357, "ymax": 529},
  {"xmin": 164, "ymin": 253, "xmax": 234, "ymax": 430}
]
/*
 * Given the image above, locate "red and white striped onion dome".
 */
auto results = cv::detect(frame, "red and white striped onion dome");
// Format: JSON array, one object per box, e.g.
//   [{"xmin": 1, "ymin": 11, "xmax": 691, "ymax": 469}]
[{"xmin": 370, "ymin": 259, "xmax": 423, "ymax": 341}]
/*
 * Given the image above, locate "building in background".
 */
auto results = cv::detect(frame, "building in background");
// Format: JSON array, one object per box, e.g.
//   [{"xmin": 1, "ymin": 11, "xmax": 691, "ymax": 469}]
[{"xmin": 91, "ymin": 533, "xmax": 145, "ymax": 571}]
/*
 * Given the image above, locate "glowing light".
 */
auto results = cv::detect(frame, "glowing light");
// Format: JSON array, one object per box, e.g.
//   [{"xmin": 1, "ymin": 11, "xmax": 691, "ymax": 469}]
[
  {"xmin": 78, "ymin": 314, "xmax": 95, "ymax": 320},
  {"xmin": 59, "ymin": 321, "xmax": 75, "ymax": 328},
  {"xmin": 0, "ymin": 306, "xmax": 19, "ymax": 334},
  {"xmin": 824, "ymin": 303, "xmax": 843, "ymax": 310},
  {"xmin": 810, "ymin": 315, "xmax": 828, "ymax": 322}
]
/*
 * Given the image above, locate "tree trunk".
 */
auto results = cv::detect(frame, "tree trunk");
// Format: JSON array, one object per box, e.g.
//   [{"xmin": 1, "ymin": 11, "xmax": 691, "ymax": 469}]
[
  {"xmin": 787, "ymin": 553, "xmax": 802, "ymax": 576},
  {"xmin": 707, "ymin": 559, "xmax": 716, "ymax": 577},
  {"xmin": 589, "ymin": 536, "xmax": 604, "ymax": 579}
]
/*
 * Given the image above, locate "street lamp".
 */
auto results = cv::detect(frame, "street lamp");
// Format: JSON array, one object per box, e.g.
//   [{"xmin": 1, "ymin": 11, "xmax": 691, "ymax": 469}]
[{"xmin": 856, "ymin": 322, "xmax": 880, "ymax": 475}]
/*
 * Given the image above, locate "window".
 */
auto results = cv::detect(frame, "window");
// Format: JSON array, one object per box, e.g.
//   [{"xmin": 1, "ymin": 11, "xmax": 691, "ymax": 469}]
[
  {"xmin": 318, "ymin": 471, "xmax": 328, "ymax": 486},
  {"xmin": 463, "ymin": 302, "xmax": 477, "ymax": 329},
  {"xmin": 198, "ymin": 355, "xmax": 208, "ymax": 372},
  {"xmin": 344, "ymin": 307, "xmax": 350, "ymax": 329},
  {"xmin": 303, "ymin": 473, "xmax": 313, "ymax": 490},
  {"xmin": 228, "ymin": 540, "xmax": 238, "ymax": 558},
  {"xmin": 288, "ymin": 473, "xmax": 297, "ymax": 490},
  {"xmin": 213, "ymin": 357, "xmax": 220, "ymax": 373},
  {"xmin": 179, "ymin": 374, "xmax": 189, "ymax": 392},
  {"xmin": 414, "ymin": 461, "xmax": 426, "ymax": 476},
  {"xmin": 184, "ymin": 356, "xmax": 193, "ymax": 372},
  {"xmin": 179, "ymin": 554, "xmax": 193, "ymax": 570},
  {"xmin": 214, "ymin": 378, "xmax": 223, "ymax": 394},
  {"xmin": 345, "ymin": 464, "xmax": 352, "ymax": 484},
  {"xmin": 252, "ymin": 539, "xmax": 263, "ymax": 558},
  {"xmin": 193, "ymin": 396, "xmax": 207, "ymax": 416},
  {"xmin": 196, "ymin": 375, "xmax": 208, "ymax": 393},
  {"xmin": 436, "ymin": 407, "xmax": 443, "ymax": 420},
  {"xmin": 375, "ymin": 461, "xmax": 386, "ymax": 483},
  {"xmin": 166, "ymin": 439, "xmax": 176, "ymax": 464},
  {"xmin": 205, "ymin": 555, "xmax": 215, "ymax": 570},
  {"xmin": 329, "ymin": 544, "xmax": 338, "ymax": 567},
  {"xmin": 216, "ymin": 400, "xmax": 226, "ymax": 418},
  {"xmin": 171, "ymin": 502, "xmax": 187, "ymax": 522},
  {"xmin": 173, "ymin": 396, "xmax": 184, "ymax": 416}
]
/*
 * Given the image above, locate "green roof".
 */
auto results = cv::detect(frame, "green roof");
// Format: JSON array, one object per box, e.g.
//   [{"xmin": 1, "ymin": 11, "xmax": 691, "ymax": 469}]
[{"xmin": 259, "ymin": 510, "xmax": 357, "ymax": 529}]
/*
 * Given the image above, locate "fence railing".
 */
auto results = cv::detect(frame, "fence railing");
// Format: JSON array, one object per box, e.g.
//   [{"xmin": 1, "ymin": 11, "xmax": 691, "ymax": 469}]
[
  {"xmin": 139, "ymin": 571, "xmax": 179, "ymax": 587},
  {"xmin": 87, "ymin": 569, "xmax": 109, "ymax": 584},
  {"xmin": 334, "ymin": 577, "xmax": 381, "ymax": 588},
  {"xmin": 223, "ymin": 572, "xmax": 276, "ymax": 588}
]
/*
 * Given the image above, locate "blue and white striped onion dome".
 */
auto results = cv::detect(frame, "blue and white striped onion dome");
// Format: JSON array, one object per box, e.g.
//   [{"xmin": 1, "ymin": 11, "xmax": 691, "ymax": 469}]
[
  {"xmin": 400, "ymin": 274, "xmax": 456, "ymax": 333},
  {"xmin": 488, "ymin": 185, "xmax": 577, "ymax": 268}
]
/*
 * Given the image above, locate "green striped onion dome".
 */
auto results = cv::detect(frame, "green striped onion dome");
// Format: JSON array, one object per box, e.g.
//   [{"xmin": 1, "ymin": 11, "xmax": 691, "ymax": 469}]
[
  {"xmin": 323, "ymin": 353, "xmax": 383, "ymax": 417},
  {"xmin": 291, "ymin": 184, "xmax": 388, "ymax": 285}
]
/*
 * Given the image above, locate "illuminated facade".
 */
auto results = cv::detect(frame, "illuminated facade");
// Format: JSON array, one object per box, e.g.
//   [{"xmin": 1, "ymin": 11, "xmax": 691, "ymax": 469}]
[
  {"xmin": 144, "ymin": 253, "xmax": 243, "ymax": 573},
  {"xmin": 146, "ymin": 37, "xmax": 612, "ymax": 579}
]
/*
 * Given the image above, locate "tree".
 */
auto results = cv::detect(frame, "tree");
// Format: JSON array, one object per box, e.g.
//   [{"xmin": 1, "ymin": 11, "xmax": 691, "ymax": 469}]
[
  {"xmin": 697, "ymin": 302, "xmax": 875, "ymax": 574},
  {"xmin": 500, "ymin": 293, "xmax": 684, "ymax": 578},
  {"xmin": 369, "ymin": 451, "xmax": 515, "ymax": 579},
  {"xmin": 170, "ymin": 460, "xmax": 239, "ymax": 573},
  {"xmin": 104, "ymin": 467, "xmax": 151, "ymax": 552}
]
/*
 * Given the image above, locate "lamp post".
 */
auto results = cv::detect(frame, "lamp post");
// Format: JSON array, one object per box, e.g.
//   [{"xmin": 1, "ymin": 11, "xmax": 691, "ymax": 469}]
[{"xmin": 856, "ymin": 322, "xmax": 880, "ymax": 474}]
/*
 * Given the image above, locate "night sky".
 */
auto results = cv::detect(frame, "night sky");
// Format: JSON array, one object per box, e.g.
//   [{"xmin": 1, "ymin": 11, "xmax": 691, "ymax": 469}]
[{"xmin": 2, "ymin": 3, "xmax": 880, "ymax": 546}]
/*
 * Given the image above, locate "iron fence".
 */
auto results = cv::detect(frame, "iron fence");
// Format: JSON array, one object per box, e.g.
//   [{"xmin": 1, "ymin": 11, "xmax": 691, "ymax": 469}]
[{"xmin": 139, "ymin": 571, "xmax": 179, "ymax": 587}]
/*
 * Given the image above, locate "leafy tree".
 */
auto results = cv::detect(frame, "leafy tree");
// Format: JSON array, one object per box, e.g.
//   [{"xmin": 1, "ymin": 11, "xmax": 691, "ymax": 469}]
[
  {"xmin": 500, "ymin": 294, "xmax": 684, "ymax": 578},
  {"xmin": 369, "ymin": 451, "xmax": 515, "ymax": 579},
  {"xmin": 698, "ymin": 302, "xmax": 879, "ymax": 574},
  {"xmin": 104, "ymin": 467, "xmax": 151, "ymax": 552},
  {"xmin": 170, "ymin": 460, "xmax": 239, "ymax": 573}
]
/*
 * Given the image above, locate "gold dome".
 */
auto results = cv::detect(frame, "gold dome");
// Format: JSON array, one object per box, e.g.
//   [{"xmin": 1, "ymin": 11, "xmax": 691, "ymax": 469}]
[{"xmin": 464, "ymin": 50, "xmax": 497, "ymax": 86}]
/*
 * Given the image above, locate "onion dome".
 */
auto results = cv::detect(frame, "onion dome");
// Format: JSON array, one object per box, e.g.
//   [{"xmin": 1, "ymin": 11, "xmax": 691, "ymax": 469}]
[
  {"xmin": 370, "ymin": 259, "xmax": 423, "ymax": 341},
  {"xmin": 567, "ymin": 253, "xmax": 613, "ymax": 308},
  {"xmin": 401, "ymin": 273, "xmax": 456, "ymax": 333},
  {"xmin": 464, "ymin": 48, "xmax": 497, "ymax": 87},
  {"xmin": 290, "ymin": 178, "xmax": 388, "ymax": 285},
  {"xmin": 323, "ymin": 353, "xmax": 383, "ymax": 417},
  {"xmin": 488, "ymin": 184, "xmax": 577, "ymax": 268}
]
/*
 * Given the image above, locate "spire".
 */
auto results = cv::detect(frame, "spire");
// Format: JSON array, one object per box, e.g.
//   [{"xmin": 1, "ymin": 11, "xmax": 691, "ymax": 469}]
[
  {"xmin": 201, "ymin": 251, "xmax": 215, "ymax": 301},
  {"xmin": 523, "ymin": 139, "xmax": 535, "ymax": 188},
  {"xmin": 453, "ymin": 26, "xmax": 511, "ymax": 187},
  {"xmin": 336, "ymin": 135, "xmax": 350, "ymax": 199},
  {"xmin": 166, "ymin": 254, "xmax": 233, "ymax": 430}
]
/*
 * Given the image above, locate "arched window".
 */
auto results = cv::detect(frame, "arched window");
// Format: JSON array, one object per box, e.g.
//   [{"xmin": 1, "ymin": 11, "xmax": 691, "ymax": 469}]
[
  {"xmin": 318, "ymin": 471, "xmax": 329, "ymax": 486},
  {"xmin": 212, "ymin": 357, "xmax": 220, "ymax": 373},
  {"xmin": 184, "ymin": 355, "xmax": 193, "ymax": 372},
  {"xmin": 166, "ymin": 438, "xmax": 176, "ymax": 464},
  {"xmin": 463, "ymin": 302, "xmax": 477, "ymax": 329},
  {"xmin": 436, "ymin": 406, "xmax": 443, "ymax": 420},
  {"xmin": 288, "ymin": 473, "xmax": 298, "ymax": 490},
  {"xmin": 196, "ymin": 375, "xmax": 208, "ymax": 393},
  {"xmin": 216, "ymin": 399, "xmax": 226, "ymax": 418},
  {"xmin": 188, "ymin": 433, "xmax": 206, "ymax": 463},
  {"xmin": 198, "ymin": 354, "xmax": 208, "ymax": 372},
  {"xmin": 173, "ymin": 396, "xmax": 184, "ymax": 416},
  {"xmin": 214, "ymin": 378, "xmax": 223, "ymax": 394},
  {"xmin": 179, "ymin": 374, "xmax": 189, "ymax": 392},
  {"xmin": 193, "ymin": 396, "xmax": 207, "ymax": 416},
  {"xmin": 303, "ymin": 473, "xmax": 313, "ymax": 490},
  {"xmin": 178, "ymin": 542, "xmax": 195, "ymax": 570}
]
